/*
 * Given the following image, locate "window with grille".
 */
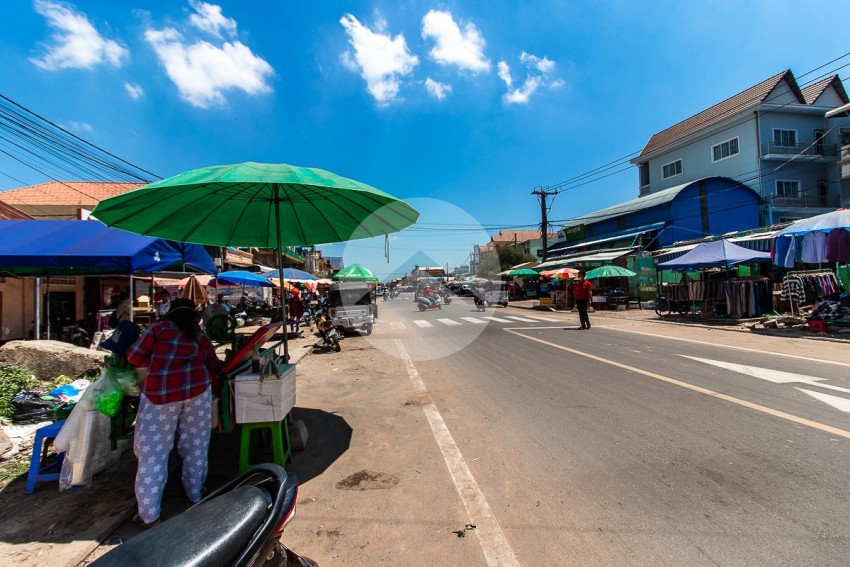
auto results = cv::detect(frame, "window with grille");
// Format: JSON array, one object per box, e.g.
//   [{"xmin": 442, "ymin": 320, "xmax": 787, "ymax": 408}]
[
  {"xmin": 773, "ymin": 129, "xmax": 797, "ymax": 147},
  {"xmin": 712, "ymin": 137, "xmax": 739, "ymax": 162},
  {"xmin": 662, "ymin": 159, "xmax": 682, "ymax": 179},
  {"xmin": 775, "ymin": 180, "xmax": 800, "ymax": 197}
]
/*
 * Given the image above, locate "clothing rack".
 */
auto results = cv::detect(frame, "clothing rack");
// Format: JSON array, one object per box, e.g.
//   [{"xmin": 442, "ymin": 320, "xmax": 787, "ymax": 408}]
[{"xmin": 781, "ymin": 270, "xmax": 843, "ymax": 316}]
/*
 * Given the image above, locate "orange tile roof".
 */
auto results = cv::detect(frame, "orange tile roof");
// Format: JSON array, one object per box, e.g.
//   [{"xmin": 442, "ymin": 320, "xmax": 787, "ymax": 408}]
[
  {"xmin": 0, "ymin": 200, "xmax": 32, "ymax": 220},
  {"xmin": 801, "ymin": 75, "xmax": 849, "ymax": 105},
  {"xmin": 637, "ymin": 70, "xmax": 802, "ymax": 159},
  {"xmin": 490, "ymin": 230, "xmax": 543, "ymax": 244},
  {"xmin": 0, "ymin": 181, "xmax": 144, "ymax": 206}
]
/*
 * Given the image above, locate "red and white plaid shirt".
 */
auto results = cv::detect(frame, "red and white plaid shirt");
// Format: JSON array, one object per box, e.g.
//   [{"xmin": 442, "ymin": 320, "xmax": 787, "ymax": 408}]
[{"xmin": 126, "ymin": 320, "xmax": 222, "ymax": 405}]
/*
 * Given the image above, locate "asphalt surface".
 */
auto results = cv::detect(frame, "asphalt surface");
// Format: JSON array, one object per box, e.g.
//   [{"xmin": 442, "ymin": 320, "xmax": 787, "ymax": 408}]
[{"xmin": 283, "ymin": 294, "xmax": 850, "ymax": 565}]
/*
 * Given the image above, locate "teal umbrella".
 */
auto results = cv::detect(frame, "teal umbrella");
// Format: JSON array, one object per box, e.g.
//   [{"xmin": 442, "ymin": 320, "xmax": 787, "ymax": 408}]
[
  {"xmin": 332, "ymin": 264, "xmax": 378, "ymax": 282},
  {"xmin": 508, "ymin": 268, "xmax": 541, "ymax": 278},
  {"xmin": 92, "ymin": 162, "xmax": 419, "ymax": 361},
  {"xmin": 584, "ymin": 265, "xmax": 636, "ymax": 279}
]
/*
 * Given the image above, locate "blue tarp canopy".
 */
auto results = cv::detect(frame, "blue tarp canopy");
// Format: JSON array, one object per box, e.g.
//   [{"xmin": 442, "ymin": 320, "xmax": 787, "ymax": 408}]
[
  {"xmin": 656, "ymin": 239, "xmax": 771, "ymax": 271},
  {"xmin": 0, "ymin": 220, "xmax": 217, "ymax": 276}
]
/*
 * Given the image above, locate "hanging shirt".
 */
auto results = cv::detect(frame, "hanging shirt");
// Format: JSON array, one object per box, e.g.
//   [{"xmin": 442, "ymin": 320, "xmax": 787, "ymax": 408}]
[
  {"xmin": 782, "ymin": 236, "xmax": 798, "ymax": 268},
  {"xmin": 800, "ymin": 232, "xmax": 827, "ymax": 264},
  {"xmin": 825, "ymin": 228, "xmax": 850, "ymax": 262}
]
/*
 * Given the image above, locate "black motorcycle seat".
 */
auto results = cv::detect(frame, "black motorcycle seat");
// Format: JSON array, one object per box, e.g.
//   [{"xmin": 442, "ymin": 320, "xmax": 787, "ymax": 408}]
[{"xmin": 93, "ymin": 485, "xmax": 272, "ymax": 567}]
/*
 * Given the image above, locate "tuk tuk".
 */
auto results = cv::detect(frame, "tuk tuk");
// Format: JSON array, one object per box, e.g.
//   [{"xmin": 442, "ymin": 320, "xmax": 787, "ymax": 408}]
[
  {"xmin": 327, "ymin": 282, "xmax": 376, "ymax": 335},
  {"xmin": 484, "ymin": 280, "xmax": 509, "ymax": 307}
]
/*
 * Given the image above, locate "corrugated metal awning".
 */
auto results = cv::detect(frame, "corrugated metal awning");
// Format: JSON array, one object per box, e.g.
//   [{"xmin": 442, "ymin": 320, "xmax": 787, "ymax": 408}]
[{"xmin": 536, "ymin": 249, "xmax": 632, "ymax": 270}]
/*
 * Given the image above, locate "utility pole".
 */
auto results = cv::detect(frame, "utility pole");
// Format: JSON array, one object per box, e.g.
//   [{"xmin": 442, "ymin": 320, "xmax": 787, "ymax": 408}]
[{"xmin": 532, "ymin": 186, "xmax": 558, "ymax": 262}]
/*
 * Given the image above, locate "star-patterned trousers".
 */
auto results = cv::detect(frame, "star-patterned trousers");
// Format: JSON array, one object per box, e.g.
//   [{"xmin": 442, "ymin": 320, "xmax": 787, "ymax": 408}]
[{"xmin": 134, "ymin": 388, "xmax": 211, "ymax": 523}]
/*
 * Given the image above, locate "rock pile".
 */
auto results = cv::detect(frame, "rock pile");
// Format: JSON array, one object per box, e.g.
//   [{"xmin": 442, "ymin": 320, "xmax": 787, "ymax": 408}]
[{"xmin": 0, "ymin": 340, "xmax": 105, "ymax": 379}]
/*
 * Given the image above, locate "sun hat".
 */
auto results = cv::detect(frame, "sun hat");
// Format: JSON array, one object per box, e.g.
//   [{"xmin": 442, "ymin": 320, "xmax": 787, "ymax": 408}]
[
  {"xmin": 100, "ymin": 320, "xmax": 141, "ymax": 357},
  {"xmin": 166, "ymin": 298, "xmax": 201, "ymax": 320}
]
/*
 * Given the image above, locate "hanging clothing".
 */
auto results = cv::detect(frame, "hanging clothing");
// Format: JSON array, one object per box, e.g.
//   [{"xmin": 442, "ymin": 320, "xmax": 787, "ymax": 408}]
[
  {"xmin": 783, "ymin": 236, "xmax": 798, "ymax": 268},
  {"xmin": 800, "ymin": 232, "xmax": 828, "ymax": 264},
  {"xmin": 825, "ymin": 229, "xmax": 850, "ymax": 262}
]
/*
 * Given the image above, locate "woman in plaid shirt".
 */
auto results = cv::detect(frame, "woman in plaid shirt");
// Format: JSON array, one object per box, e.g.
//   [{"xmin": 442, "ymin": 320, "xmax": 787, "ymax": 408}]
[{"xmin": 126, "ymin": 298, "xmax": 223, "ymax": 528}]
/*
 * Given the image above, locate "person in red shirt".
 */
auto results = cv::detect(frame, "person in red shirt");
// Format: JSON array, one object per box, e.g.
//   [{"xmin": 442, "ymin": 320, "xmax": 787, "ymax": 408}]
[
  {"xmin": 126, "ymin": 298, "xmax": 222, "ymax": 528},
  {"xmin": 572, "ymin": 271, "xmax": 593, "ymax": 329},
  {"xmin": 422, "ymin": 285, "xmax": 438, "ymax": 306}
]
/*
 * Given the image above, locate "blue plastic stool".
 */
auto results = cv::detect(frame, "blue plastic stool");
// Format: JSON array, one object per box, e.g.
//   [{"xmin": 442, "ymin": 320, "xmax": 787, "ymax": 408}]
[{"xmin": 26, "ymin": 420, "xmax": 66, "ymax": 494}]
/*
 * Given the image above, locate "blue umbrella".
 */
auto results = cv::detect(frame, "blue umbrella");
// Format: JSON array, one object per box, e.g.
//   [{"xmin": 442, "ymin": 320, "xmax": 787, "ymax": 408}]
[
  {"xmin": 260, "ymin": 267, "xmax": 318, "ymax": 281},
  {"xmin": 216, "ymin": 270, "xmax": 275, "ymax": 287}
]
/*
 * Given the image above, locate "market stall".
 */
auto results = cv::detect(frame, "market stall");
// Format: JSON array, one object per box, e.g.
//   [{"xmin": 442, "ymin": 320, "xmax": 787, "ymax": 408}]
[
  {"xmin": 656, "ymin": 239, "xmax": 772, "ymax": 318},
  {"xmin": 772, "ymin": 208, "xmax": 850, "ymax": 328}
]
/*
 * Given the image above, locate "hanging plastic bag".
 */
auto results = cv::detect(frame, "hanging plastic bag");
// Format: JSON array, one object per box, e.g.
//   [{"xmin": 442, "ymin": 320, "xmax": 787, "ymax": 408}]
[
  {"xmin": 105, "ymin": 366, "xmax": 140, "ymax": 397},
  {"xmin": 94, "ymin": 373, "xmax": 123, "ymax": 417}
]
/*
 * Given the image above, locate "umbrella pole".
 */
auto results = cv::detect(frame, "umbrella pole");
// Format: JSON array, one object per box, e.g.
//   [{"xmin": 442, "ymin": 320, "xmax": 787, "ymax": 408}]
[{"xmin": 274, "ymin": 186, "xmax": 290, "ymax": 363}]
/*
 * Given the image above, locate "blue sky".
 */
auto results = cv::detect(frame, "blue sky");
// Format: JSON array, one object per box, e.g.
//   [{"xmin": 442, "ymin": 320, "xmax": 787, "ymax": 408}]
[{"xmin": 0, "ymin": 1, "xmax": 847, "ymax": 277}]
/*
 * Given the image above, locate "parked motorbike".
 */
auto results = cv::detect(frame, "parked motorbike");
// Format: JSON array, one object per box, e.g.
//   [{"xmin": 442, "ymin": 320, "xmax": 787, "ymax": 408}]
[
  {"xmin": 416, "ymin": 295, "xmax": 442, "ymax": 311},
  {"xmin": 314, "ymin": 312, "xmax": 341, "ymax": 352},
  {"xmin": 70, "ymin": 319, "xmax": 92, "ymax": 347},
  {"xmin": 91, "ymin": 464, "xmax": 316, "ymax": 567}
]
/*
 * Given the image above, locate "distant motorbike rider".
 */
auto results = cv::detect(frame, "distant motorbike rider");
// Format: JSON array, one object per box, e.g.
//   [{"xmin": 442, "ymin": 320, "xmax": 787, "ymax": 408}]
[{"xmin": 421, "ymin": 285, "xmax": 439, "ymax": 306}]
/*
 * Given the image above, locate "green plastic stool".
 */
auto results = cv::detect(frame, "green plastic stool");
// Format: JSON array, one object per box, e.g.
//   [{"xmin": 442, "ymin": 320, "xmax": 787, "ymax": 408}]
[{"xmin": 238, "ymin": 418, "xmax": 291, "ymax": 474}]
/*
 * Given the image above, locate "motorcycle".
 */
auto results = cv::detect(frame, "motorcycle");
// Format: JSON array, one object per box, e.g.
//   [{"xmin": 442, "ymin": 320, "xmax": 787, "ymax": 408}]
[
  {"xmin": 473, "ymin": 290, "xmax": 487, "ymax": 312},
  {"xmin": 70, "ymin": 319, "xmax": 92, "ymax": 347},
  {"xmin": 91, "ymin": 464, "xmax": 316, "ymax": 567},
  {"xmin": 314, "ymin": 312, "xmax": 341, "ymax": 352},
  {"xmin": 416, "ymin": 294, "xmax": 442, "ymax": 311}
]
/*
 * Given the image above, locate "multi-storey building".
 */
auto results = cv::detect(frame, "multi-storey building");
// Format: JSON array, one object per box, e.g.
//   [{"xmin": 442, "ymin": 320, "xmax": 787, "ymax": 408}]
[{"xmin": 630, "ymin": 70, "xmax": 850, "ymax": 225}]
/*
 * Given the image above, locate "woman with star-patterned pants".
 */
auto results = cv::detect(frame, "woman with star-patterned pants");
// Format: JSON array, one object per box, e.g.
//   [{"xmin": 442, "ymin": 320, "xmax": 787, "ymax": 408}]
[
  {"xmin": 126, "ymin": 298, "xmax": 223, "ymax": 528},
  {"xmin": 133, "ymin": 388, "xmax": 211, "ymax": 524}
]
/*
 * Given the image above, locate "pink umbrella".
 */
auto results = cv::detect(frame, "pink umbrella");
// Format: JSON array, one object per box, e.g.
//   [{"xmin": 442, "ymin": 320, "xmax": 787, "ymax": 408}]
[{"xmin": 541, "ymin": 267, "xmax": 580, "ymax": 279}]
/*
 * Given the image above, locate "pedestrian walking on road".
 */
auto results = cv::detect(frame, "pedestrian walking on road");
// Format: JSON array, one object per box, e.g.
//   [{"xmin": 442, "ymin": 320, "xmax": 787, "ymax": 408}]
[
  {"xmin": 126, "ymin": 298, "xmax": 223, "ymax": 528},
  {"xmin": 572, "ymin": 271, "xmax": 593, "ymax": 329}
]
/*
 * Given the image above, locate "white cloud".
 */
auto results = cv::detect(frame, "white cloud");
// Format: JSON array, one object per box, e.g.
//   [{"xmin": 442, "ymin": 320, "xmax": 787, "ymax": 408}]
[
  {"xmin": 340, "ymin": 14, "xmax": 419, "ymax": 106},
  {"xmin": 145, "ymin": 27, "xmax": 274, "ymax": 108},
  {"xmin": 188, "ymin": 0, "xmax": 237, "ymax": 38},
  {"xmin": 421, "ymin": 10, "xmax": 489, "ymax": 73},
  {"xmin": 497, "ymin": 61, "xmax": 512, "ymax": 88},
  {"xmin": 65, "ymin": 120, "xmax": 93, "ymax": 133},
  {"xmin": 30, "ymin": 0, "xmax": 128, "ymax": 70},
  {"xmin": 498, "ymin": 51, "xmax": 559, "ymax": 104},
  {"xmin": 424, "ymin": 78, "xmax": 451, "ymax": 101},
  {"xmin": 124, "ymin": 82, "xmax": 144, "ymax": 99}
]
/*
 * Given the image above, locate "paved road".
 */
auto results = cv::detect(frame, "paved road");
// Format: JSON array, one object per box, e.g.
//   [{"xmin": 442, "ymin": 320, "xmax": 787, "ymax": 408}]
[{"xmin": 371, "ymin": 293, "xmax": 850, "ymax": 565}]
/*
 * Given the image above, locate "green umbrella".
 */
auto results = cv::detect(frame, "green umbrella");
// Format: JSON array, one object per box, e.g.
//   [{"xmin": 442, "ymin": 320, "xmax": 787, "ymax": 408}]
[
  {"xmin": 508, "ymin": 268, "xmax": 541, "ymax": 278},
  {"xmin": 332, "ymin": 264, "xmax": 378, "ymax": 282},
  {"xmin": 584, "ymin": 265, "xmax": 636, "ymax": 279},
  {"xmin": 92, "ymin": 162, "xmax": 419, "ymax": 361}
]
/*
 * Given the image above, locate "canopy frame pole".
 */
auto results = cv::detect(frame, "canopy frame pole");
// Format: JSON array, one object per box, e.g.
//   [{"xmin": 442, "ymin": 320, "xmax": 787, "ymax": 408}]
[
  {"xmin": 129, "ymin": 274, "xmax": 135, "ymax": 322},
  {"xmin": 274, "ymin": 185, "xmax": 290, "ymax": 363},
  {"xmin": 34, "ymin": 277, "xmax": 41, "ymax": 340}
]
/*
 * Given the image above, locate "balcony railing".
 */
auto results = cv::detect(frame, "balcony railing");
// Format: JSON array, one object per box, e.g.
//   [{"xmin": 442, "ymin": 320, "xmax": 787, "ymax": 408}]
[
  {"xmin": 761, "ymin": 142, "xmax": 837, "ymax": 158},
  {"xmin": 771, "ymin": 194, "xmax": 840, "ymax": 209}
]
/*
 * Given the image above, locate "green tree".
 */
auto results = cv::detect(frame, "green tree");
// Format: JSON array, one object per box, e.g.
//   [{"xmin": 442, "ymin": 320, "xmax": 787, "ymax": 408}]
[
  {"xmin": 475, "ymin": 252, "xmax": 501, "ymax": 279},
  {"xmin": 497, "ymin": 245, "xmax": 535, "ymax": 271}
]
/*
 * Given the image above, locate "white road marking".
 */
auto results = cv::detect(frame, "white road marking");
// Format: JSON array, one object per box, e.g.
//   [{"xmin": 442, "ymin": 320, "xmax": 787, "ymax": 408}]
[
  {"xmin": 437, "ymin": 318, "xmax": 462, "ymax": 326},
  {"xmin": 503, "ymin": 316, "xmax": 539, "ymax": 322},
  {"xmin": 506, "ymin": 329, "xmax": 850, "ymax": 440},
  {"xmin": 682, "ymin": 356, "xmax": 850, "ymax": 394},
  {"xmin": 460, "ymin": 317, "xmax": 488, "ymax": 324},
  {"xmin": 390, "ymin": 321, "xmax": 406, "ymax": 330},
  {"xmin": 413, "ymin": 320, "xmax": 433, "ymax": 328},
  {"xmin": 482, "ymin": 316, "xmax": 511, "ymax": 323},
  {"xmin": 604, "ymin": 326, "xmax": 850, "ymax": 368},
  {"xmin": 524, "ymin": 315, "xmax": 559, "ymax": 322},
  {"xmin": 797, "ymin": 389, "xmax": 850, "ymax": 413},
  {"xmin": 395, "ymin": 340, "xmax": 520, "ymax": 566}
]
